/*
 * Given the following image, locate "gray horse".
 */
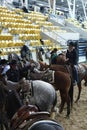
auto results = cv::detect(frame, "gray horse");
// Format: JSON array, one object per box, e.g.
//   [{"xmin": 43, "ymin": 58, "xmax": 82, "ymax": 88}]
[
  {"xmin": 25, "ymin": 80, "xmax": 57, "ymax": 113},
  {"xmin": 0, "ymin": 76, "xmax": 57, "ymax": 116}
]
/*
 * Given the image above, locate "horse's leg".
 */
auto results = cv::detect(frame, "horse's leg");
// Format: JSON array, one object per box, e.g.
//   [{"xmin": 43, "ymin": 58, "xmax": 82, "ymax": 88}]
[
  {"xmin": 66, "ymin": 94, "xmax": 71, "ymax": 118},
  {"xmin": 75, "ymin": 82, "xmax": 82, "ymax": 103},
  {"xmin": 60, "ymin": 90, "xmax": 71, "ymax": 118},
  {"xmin": 0, "ymin": 112, "xmax": 9, "ymax": 130},
  {"xmin": 50, "ymin": 92, "xmax": 58, "ymax": 119},
  {"xmin": 0, "ymin": 124, "xmax": 4, "ymax": 130},
  {"xmin": 59, "ymin": 91, "xmax": 66, "ymax": 114},
  {"xmin": 69, "ymin": 82, "xmax": 74, "ymax": 108}
]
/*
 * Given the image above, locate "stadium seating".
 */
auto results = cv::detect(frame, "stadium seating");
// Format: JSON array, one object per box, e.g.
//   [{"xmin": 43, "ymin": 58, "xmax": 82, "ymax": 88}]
[{"xmin": 0, "ymin": 6, "xmax": 62, "ymax": 58}]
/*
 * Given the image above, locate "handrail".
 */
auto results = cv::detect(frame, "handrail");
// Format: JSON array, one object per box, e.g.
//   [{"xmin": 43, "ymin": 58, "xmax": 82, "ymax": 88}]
[{"xmin": 41, "ymin": 26, "xmax": 67, "ymax": 47}]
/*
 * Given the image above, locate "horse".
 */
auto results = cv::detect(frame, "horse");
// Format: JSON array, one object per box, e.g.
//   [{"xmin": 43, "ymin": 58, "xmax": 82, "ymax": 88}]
[
  {"xmin": 80, "ymin": 63, "xmax": 87, "ymax": 86},
  {"xmin": 0, "ymin": 75, "xmax": 57, "ymax": 118},
  {"xmin": 0, "ymin": 75, "xmax": 59, "ymax": 129},
  {"xmin": 0, "ymin": 80, "xmax": 53, "ymax": 130},
  {"xmin": 55, "ymin": 55, "xmax": 87, "ymax": 102},
  {"xmin": 39, "ymin": 55, "xmax": 87, "ymax": 103},
  {"xmin": 0, "ymin": 81, "xmax": 10, "ymax": 130}
]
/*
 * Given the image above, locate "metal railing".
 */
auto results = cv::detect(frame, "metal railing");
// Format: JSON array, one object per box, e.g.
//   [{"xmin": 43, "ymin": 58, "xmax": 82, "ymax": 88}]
[{"xmin": 41, "ymin": 26, "xmax": 67, "ymax": 47}]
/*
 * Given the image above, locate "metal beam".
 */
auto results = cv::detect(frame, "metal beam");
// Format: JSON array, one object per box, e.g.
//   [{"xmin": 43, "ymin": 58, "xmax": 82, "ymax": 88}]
[
  {"xmin": 81, "ymin": 0, "xmax": 87, "ymax": 19},
  {"xmin": 67, "ymin": 0, "xmax": 76, "ymax": 19},
  {"xmin": 48, "ymin": 0, "xmax": 56, "ymax": 14}
]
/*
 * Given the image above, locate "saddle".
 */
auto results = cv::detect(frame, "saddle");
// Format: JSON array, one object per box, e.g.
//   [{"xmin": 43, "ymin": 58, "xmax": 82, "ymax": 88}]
[
  {"xmin": 11, "ymin": 105, "xmax": 50, "ymax": 130},
  {"xmin": 30, "ymin": 70, "xmax": 54, "ymax": 83}
]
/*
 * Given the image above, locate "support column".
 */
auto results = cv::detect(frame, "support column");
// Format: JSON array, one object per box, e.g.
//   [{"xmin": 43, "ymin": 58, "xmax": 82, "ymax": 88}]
[
  {"xmin": 48, "ymin": 0, "xmax": 56, "ymax": 14},
  {"xmin": 21, "ymin": 0, "xmax": 28, "ymax": 9},
  {"xmin": 66, "ymin": 0, "xmax": 73, "ymax": 18},
  {"xmin": 81, "ymin": 0, "xmax": 87, "ymax": 20},
  {"xmin": 25, "ymin": 0, "xmax": 28, "ymax": 9},
  {"xmin": 21, "ymin": 0, "xmax": 24, "ymax": 7},
  {"xmin": 72, "ymin": 0, "xmax": 76, "ymax": 18},
  {"xmin": 67, "ymin": 0, "xmax": 76, "ymax": 19},
  {"xmin": 53, "ymin": 0, "xmax": 56, "ymax": 14}
]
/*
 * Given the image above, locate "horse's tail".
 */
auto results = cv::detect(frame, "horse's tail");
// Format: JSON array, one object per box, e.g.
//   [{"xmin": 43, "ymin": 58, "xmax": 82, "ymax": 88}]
[
  {"xmin": 51, "ymin": 91, "xmax": 57, "ymax": 115},
  {"xmin": 53, "ymin": 91, "xmax": 57, "ymax": 109}
]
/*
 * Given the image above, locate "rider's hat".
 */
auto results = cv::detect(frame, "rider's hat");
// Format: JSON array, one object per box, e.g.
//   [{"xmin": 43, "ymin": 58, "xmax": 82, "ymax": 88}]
[{"xmin": 67, "ymin": 40, "xmax": 74, "ymax": 46}]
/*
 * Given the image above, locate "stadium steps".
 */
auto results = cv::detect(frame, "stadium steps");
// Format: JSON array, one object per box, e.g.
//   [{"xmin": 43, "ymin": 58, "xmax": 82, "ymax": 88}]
[
  {"xmin": 65, "ymin": 21, "xmax": 87, "ymax": 39},
  {"xmin": 41, "ymin": 28, "xmax": 67, "ymax": 48}
]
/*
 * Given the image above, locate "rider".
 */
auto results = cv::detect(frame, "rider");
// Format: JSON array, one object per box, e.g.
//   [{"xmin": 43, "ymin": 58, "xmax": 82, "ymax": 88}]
[
  {"xmin": 66, "ymin": 41, "xmax": 79, "ymax": 84},
  {"xmin": 6, "ymin": 60, "xmax": 20, "ymax": 82}
]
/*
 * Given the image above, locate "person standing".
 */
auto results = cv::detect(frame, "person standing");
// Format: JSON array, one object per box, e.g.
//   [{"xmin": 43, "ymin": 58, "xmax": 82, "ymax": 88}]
[
  {"xmin": 50, "ymin": 48, "xmax": 58, "ymax": 64},
  {"xmin": 20, "ymin": 44, "xmax": 32, "ymax": 60}
]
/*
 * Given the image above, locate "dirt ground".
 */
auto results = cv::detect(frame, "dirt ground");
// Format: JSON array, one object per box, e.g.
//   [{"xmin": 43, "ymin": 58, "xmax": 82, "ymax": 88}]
[{"xmin": 55, "ymin": 80, "xmax": 87, "ymax": 130}]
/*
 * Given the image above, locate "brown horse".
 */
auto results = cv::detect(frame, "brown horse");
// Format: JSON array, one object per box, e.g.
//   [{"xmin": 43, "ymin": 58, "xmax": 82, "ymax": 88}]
[
  {"xmin": 39, "ymin": 56, "xmax": 87, "ymax": 103},
  {"xmin": 31, "ymin": 61, "xmax": 72, "ymax": 117},
  {"xmin": 56, "ymin": 54, "xmax": 87, "ymax": 103}
]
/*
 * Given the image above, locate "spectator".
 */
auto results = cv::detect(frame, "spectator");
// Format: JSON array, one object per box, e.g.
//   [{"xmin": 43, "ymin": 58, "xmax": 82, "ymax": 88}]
[
  {"xmin": 40, "ymin": 39, "xmax": 44, "ymax": 46},
  {"xmin": 20, "ymin": 45, "xmax": 32, "ymax": 60},
  {"xmin": 50, "ymin": 48, "xmax": 58, "ymax": 64},
  {"xmin": 36, "ymin": 48, "xmax": 44, "ymax": 61},
  {"xmin": 45, "ymin": 49, "xmax": 51, "ymax": 59}
]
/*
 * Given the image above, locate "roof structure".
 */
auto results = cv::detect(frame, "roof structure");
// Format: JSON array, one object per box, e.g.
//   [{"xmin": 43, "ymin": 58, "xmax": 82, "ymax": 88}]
[
  {"xmin": 38, "ymin": 0, "xmax": 87, "ymax": 19},
  {"xmin": 1, "ymin": 0, "xmax": 87, "ymax": 19}
]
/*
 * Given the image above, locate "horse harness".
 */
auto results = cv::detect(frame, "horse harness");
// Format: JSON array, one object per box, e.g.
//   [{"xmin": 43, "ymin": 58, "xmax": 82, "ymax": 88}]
[{"xmin": 22, "ymin": 80, "xmax": 34, "ymax": 105}]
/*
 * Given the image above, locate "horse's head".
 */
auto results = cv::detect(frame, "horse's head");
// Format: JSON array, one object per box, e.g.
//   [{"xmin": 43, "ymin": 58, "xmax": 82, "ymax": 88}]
[{"xmin": 56, "ymin": 53, "xmax": 66, "ymax": 65}]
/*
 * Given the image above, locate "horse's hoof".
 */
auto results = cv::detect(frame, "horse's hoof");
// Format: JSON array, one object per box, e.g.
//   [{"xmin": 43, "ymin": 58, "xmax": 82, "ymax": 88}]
[
  {"xmin": 65, "ymin": 115, "xmax": 70, "ymax": 119},
  {"xmin": 75, "ymin": 99, "xmax": 79, "ymax": 103},
  {"xmin": 75, "ymin": 100, "xmax": 77, "ymax": 103}
]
